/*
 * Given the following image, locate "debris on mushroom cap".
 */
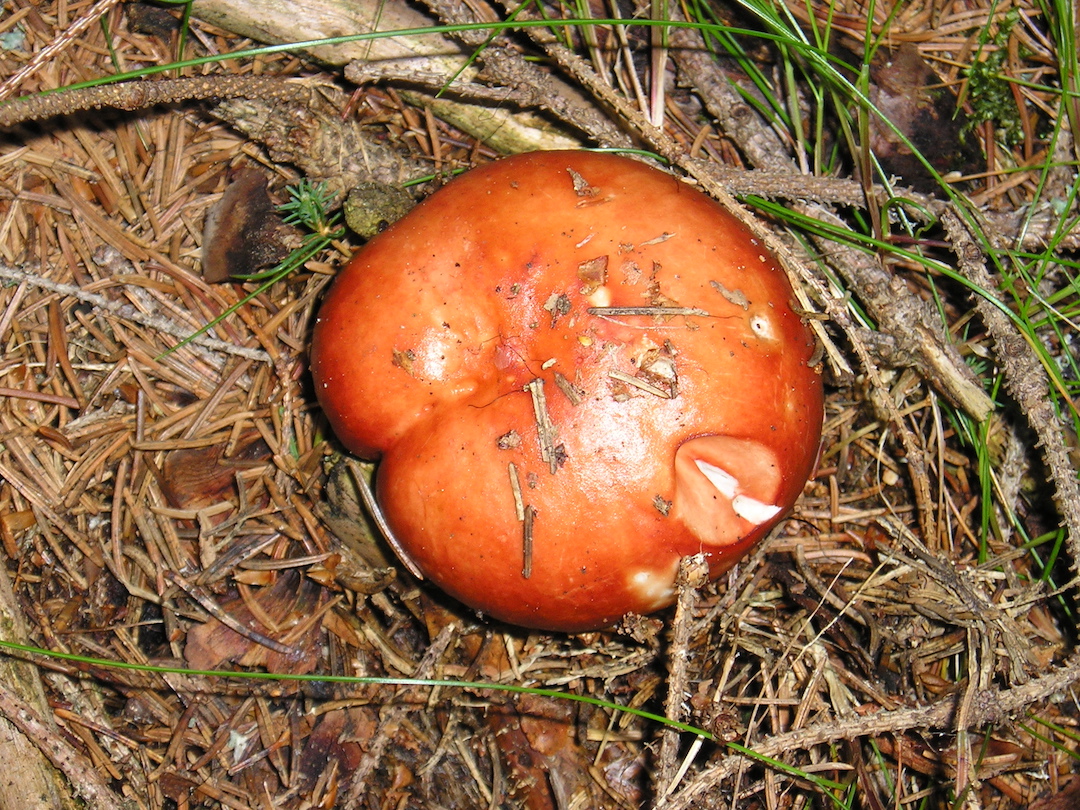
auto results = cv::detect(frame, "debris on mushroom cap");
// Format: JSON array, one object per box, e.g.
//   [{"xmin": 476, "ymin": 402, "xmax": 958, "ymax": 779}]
[{"xmin": 311, "ymin": 151, "xmax": 824, "ymax": 632}]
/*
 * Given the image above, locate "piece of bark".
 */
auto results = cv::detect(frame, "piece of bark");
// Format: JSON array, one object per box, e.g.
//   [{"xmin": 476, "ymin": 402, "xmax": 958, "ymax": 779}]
[
  {"xmin": 209, "ymin": 86, "xmax": 427, "ymax": 202},
  {"xmin": 191, "ymin": 0, "xmax": 581, "ymax": 154},
  {"xmin": 161, "ymin": 430, "xmax": 271, "ymax": 511},
  {"xmin": 201, "ymin": 168, "xmax": 301, "ymax": 282},
  {"xmin": 0, "ymin": 565, "xmax": 80, "ymax": 810},
  {"xmin": 1028, "ymin": 777, "xmax": 1080, "ymax": 810}
]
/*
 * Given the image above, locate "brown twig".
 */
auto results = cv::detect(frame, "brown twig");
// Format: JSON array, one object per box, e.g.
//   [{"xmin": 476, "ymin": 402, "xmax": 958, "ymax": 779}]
[
  {"xmin": 522, "ymin": 504, "xmax": 536, "ymax": 579},
  {"xmin": 587, "ymin": 306, "xmax": 710, "ymax": 318},
  {"xmin": 413, "ymin": 0, "xmax": 633, "ymax": 149},
  {"xmin": 0, "ymin": 388, "xmax": 81, "ymax": 409},
  {"xmin": 657, "ymin": 555, "xmax": 709, "ymax": 799},
  {"xmin": 525, "ymin": 378, "xmax": 560, "ymax": 475},
  {"xmin": 797, "ymin": 204, "xmax": 994, "ymax": 421}
]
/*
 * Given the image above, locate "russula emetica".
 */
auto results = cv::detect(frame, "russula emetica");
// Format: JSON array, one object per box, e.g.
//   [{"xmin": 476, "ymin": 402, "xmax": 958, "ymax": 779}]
[{"xmin": 311, "ymin": 151, "xmax": 824, "ymax": 632}]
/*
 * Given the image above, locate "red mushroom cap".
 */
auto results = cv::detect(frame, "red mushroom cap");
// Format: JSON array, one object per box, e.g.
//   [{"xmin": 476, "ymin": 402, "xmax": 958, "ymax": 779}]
[{"xmin": 311, "ymin": 151, "xmax": 823, "ymax": 632}]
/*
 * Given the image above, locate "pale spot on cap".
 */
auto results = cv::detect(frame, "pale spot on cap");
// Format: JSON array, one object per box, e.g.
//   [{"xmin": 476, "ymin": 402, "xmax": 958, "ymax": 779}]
[
  {"xmin": 750, "ymin": 314, "xmax": 776, "ymax": 340},
  {"xmin": 628, "ymin": 566, "xmax": 677, "ymax": 609},
  {"xmin": 587, "ymin": 285, "xmax": 613, "ymax": 308}
]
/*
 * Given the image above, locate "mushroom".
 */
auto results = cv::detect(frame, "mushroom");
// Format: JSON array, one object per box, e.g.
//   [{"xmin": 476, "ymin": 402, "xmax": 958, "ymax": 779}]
[{"xmin": 311, "ymin": 151, "xmax": 823, "ymax": 632}]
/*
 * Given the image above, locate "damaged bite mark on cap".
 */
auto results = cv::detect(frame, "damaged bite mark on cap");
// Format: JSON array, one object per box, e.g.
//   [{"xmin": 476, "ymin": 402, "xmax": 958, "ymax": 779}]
[
  {"xmin": 628, "ymin": 566, "xmax": 677, "ymax": 609},
  {"xmin": 672, "ymin": 436, "xmax": 791, "ymax": 548},
  {"xmin": 693, "ymin": 458, "xmax": 781, "ymax": 526}
]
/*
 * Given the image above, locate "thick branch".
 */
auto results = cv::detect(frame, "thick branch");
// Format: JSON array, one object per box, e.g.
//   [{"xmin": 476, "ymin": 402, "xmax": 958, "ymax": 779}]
[
  {"xmin": 0, "ymin": 75, "xmax": 309, "ymax": 129},
  {"xmin": 942, "ymin": 210, "xmax": 1080, "ymax": 567}
]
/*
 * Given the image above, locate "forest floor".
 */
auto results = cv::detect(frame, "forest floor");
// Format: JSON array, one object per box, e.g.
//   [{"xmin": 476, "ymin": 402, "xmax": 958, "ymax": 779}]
[{"xmin": 1, "ymin": 0, "xmax": 1079, "ymax": 808}]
